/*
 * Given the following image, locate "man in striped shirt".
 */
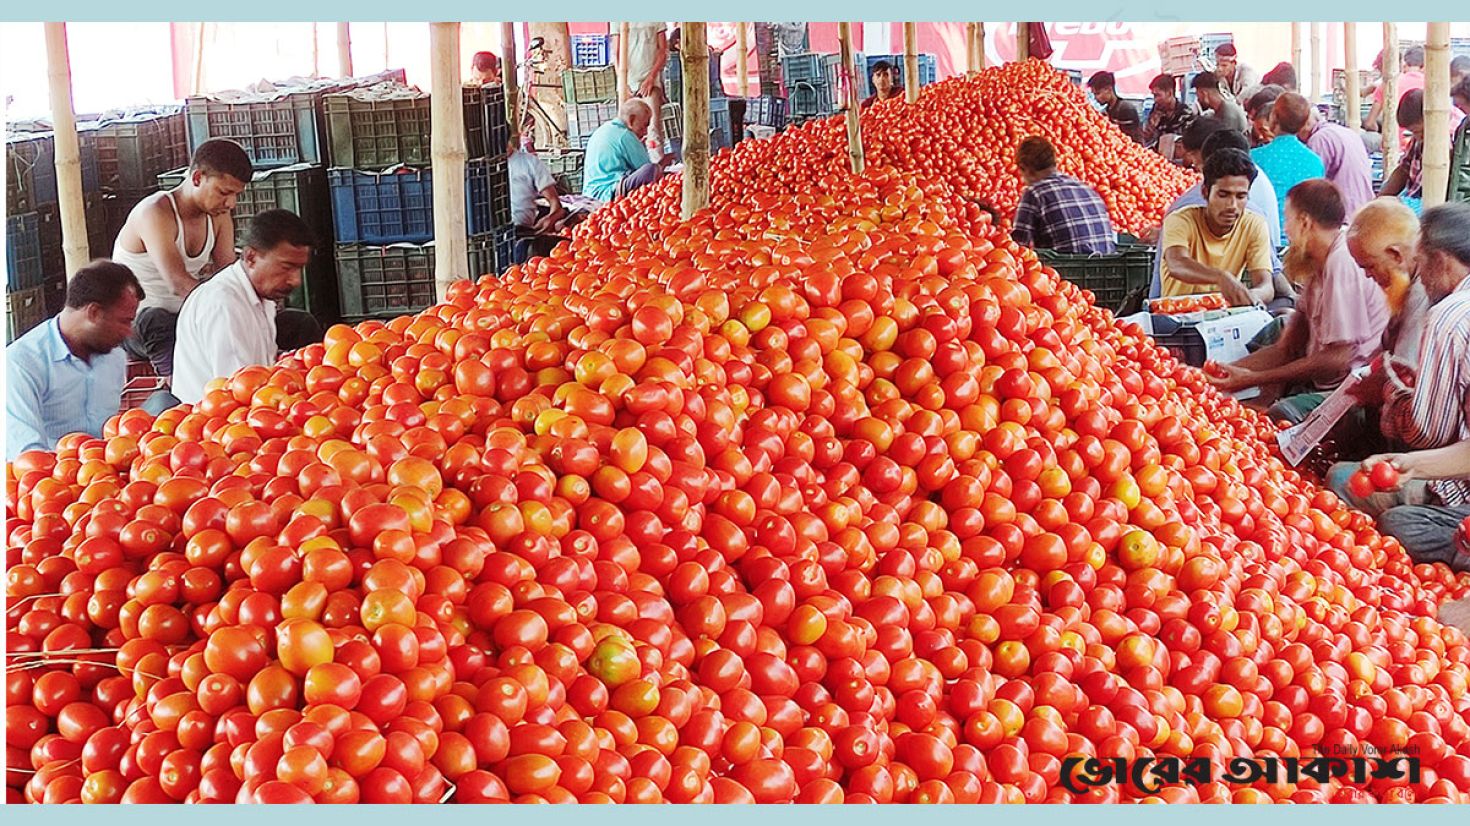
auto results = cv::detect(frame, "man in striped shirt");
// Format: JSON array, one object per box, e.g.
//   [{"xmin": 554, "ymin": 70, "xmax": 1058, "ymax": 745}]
[
  {"xmin": 1369, "ymin": 204, "xmax": 1470, "ymax": 567},
  {"xmin": 1010, "ymin": 137, "xmax": 1116, "ymax": 255}
]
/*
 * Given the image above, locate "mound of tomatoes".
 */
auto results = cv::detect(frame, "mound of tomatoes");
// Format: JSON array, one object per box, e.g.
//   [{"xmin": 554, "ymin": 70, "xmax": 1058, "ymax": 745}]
[{"xmin": 6, "ymin": 73, "xmax": 1470, "ymax": 807}]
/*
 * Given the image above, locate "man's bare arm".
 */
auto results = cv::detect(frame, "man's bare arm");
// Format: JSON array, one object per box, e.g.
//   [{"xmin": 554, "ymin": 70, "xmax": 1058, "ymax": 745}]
[{"xmin": 136, "ymin": 201, "xmax": 202, "ymax": 297}]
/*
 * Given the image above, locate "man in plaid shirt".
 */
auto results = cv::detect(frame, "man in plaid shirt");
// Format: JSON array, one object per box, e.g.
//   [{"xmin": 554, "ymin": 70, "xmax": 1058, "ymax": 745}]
[{"xmin": 1011, "ymin": 137, "xmax": 1116, "ymax": 255}]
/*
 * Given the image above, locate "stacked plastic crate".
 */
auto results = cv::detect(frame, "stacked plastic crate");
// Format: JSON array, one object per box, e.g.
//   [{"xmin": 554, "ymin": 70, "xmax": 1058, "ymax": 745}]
[
  {"xmin": 863, "ymin": 54, "xmax": 938, "ymax": 92},
  {"xmin": 781, "ymin": 52, "xmax": 867, "ymax": 123},
  {"xmin": 174, "ymin": 70, "xmax": 409, "ymax": 323},
  {"xmin": 563, "ymin": 66, "xmax": 620, "ymax": 148},
  {"xmin": 324, "ymin": 81, "xmax": 514, "ymax": 320},
  {"xmin": 5, "ymin": 126, "xmax": 100, "ymax": 341}
]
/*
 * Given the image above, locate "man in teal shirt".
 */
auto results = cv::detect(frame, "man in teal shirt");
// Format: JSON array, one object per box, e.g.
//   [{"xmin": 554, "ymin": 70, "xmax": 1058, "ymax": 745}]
[
  {"xmin": 1252, "ymin": 93, "xmax": 1325, "ymax": 245},
  {"xmin": 583, "ymin": 99, "xmax": 671, "ymax": 202},
  {"xmin": 6, "ymin": 261, "xmax": 142, "ymax": 459}
]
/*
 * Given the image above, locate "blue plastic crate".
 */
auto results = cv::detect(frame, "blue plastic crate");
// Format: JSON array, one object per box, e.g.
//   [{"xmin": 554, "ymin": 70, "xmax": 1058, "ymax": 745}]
[
  {"xmin": 572, "ymin": 34, "xmax": 611, "ymax": 67},
  {"xmin": 710, "ymin": 98, "xmax": 732, "ymax": 151},
  {"xmin": 328, "ymin": 157, "xmax": 502, "ymax": 245},
  {"xmin": 744, "ymin": 96, "xmax": 786, "ymax": 129},
  {"xmin": 6, "ymin": 212, "xmax": 43, "ymax": 292}
]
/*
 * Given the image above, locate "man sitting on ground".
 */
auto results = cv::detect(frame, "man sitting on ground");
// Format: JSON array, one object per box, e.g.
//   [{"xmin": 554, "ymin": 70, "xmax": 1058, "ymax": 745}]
[
  {"xmin": 168, "ymin": 210, "xmax": 318, "ymax": 407},
  {"xmin": 6, "ymin": 261, "xmax": 142, "ymax": 459},
  {"xmin": 506, "ymin": 136, "xmax": 570, "ymax": 260},
  {"xmin": 1159, "ymin": 148, "xmax": 1275, "ymax": 307},
  {"xmin": 1207, "ymin": 180, "xmax": 1388, "ymax": 423},
  {"xmin": 1253, "ymin": 93, "xmax": 1326, "ymax": 244},
  {"xmin": 1088, "ymin": 71, "xmax": 1143, "ymax": 143},
  {"xmin": 1192, "ymin": 72, "xmax": 1249, "ymax": 134},
  {"xmin": 583, "ymin": 99, "xmax": 672, "ymax": 203},
  {"xmin": 1010, "ymin": 136, "xmax": 1116, "ymax": 255},
  {"xmin": 112, "ymin": 138, "xmax": 248, "ymax": 380}
]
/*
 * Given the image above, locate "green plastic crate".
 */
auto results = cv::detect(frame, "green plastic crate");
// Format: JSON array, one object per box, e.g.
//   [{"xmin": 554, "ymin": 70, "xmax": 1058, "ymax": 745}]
[
  {"xmin": 85, "ymin": 111, "xmax": 188, "ymax": 194},
  {"xmin": 336, "ymin": 233, "xmax": 500, "ymax": 319},
  {"xmin": 562, "ymin": 67, "xmax": 618, "ymax": 105},
  {"xmin": 324, "ymin": 86, "xmax": 497, "ymax": 170},
  {"xmin": 543, "ymin": 150, "xmax": 585, "ymax": 194},
  {"xmin": 1036, "ymin": 244, "xmax": 1155, "ymax": 313}
]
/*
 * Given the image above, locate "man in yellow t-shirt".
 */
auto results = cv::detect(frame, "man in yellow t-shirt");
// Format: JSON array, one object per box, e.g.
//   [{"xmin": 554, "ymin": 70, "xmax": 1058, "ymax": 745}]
[{"xmin": 1161, "ymin": 147, "xmax": 1276, "ymax": 307}]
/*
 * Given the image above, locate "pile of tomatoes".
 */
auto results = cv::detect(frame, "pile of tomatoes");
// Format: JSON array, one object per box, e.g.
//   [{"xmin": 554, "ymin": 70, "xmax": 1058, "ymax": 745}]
[
  {"xmin": 7, "ymin": 70, "xmax": 1470, "ymax": 806},
  {"xmin": 1149, "ymin": 295, "xmax": 1231, "ymax": 316}
]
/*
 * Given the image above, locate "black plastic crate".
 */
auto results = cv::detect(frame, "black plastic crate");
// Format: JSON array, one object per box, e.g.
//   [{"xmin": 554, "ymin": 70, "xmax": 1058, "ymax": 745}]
[
  {"xmin": 787, "ymin": 81, "xmax": 833, "ymax": 122},
  {"xmin": 324, "ymin": 86, "xmax": 496, "ymax": 170},
  {"xmin": 336, "ymin": 233, "xmax": 498, "ymax": 319},
  {"xmin": 664, "ymin": 52, "xmax": 726, "ymax": 105},
  {"xmin": 35, "ymin": 195, "xmax": 107, "ymax": 276},
  {"xmin": 781, "ymin": 53, "xmax": 824, "ymax": 87},
  {"xmin": 328, "ymin": 157, "xmax": 502, "ymax": 245},
  {"xmin": 85, "ymin": 111, "xmax": 188, "ymax": 194},
  {"xmin": 710, "ymin": 98, "xmax": 733, "ymax": 151},
  {"xmin": 7, "ymin": 286, "xmax": 47, "ymax": 344},
  {"xmin": 99, "ymin": 192, "xmax": 147, "ymax": 260},
  {"xmin": 7, "ymin": 134, "xmax": 54, "ymax": 213},
  {"xmin": 744, "ymin": 96, "xmax": 786, "ymax": 129},
  {"xmin": 481, "ymin": 86, "xmax": 511, "ymax": 160},
  {"xmin": 1037, "ymin": 245, "xmax": 1155, "ymax": 313},
  {"xmin": 7, "ymin": 212, "xmax": 43, "ymax": 292},
  {"xmin": 566, "ymin": 102, "xmax": 619, "ymax": 149},
  {"xmin": 1153, "ymin": 325, "xmax": 1208, "ymax": 368},
  {"xmin": 42, "ymin": 271, "xmax": 67, "ymax": 318}
]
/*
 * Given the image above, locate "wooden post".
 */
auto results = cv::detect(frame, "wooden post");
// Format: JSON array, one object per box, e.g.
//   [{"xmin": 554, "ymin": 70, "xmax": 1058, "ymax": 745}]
[
  {"xmin": 44, "ymin": 23, "xmax": 89, "ymax": 273},
  {"xmin": 680, "ymin": 23, "xmax": 709, "ymax": 219},
  {"xmin": 1291, "ymin": 22, "xmax": 1302, "ymax": 82},
  {"xmin": 618, "ymin": 22, "xmax": 631, "ymax": 104},
  {"xmin": 903, "ymin": 23, "xmax": 919, "ymax": 103},
  {"xmin": 502, "ymin": 22, "xmax": 520, "ymax": 148},
  {"xmin": 531, "ymin": 23, "xmax": 572, "ymax": 147},
  {"xmin": 192, "ymin": 23, "xmax": 207, "ymax": 95},
  {"xmin": 964, "ymin": 24, "xmax": 977, "ymax": 74},
  {"xmin": 737, "ymin": 23, "xmax": 748, "ymax": 97},
  {"xmin": 1309, "ymin": 23, "xmax": 1322, "ymax": 102},
  {"xmin": 1383, "ymin": 23, "xmax": 1400, "ymax": 172},
  {"xmin": 838, "ymin": 22, "xmax": 863, "ymax": 175},
  {"xmin": 429, "ymin": 22, "xmax": 468, "ymax": 298},
  {"xmin": 977, "ymin": 23, "xmax": 986, "ymax": 70},
  {"xmin": 1344, "ymin": 23, "xmax": 1360, "ymax": 134},
  {"xmin": 311, "ymin": 23, "xmax": 321, "ymax": 77},
  {"xmin": 337, "ymin": 22, "xmax": 353, "ymax": 78},
  {"xmin": 1017, "ymin": 23, "xmax": 1030, "ymax": 63},
  {"xmin": 383, "ymin": 23, "xmax": 391, "ymax": 70},
  {"xmin": 1423, "ymin": 22, "xmax": 1451, "ymax": 208}
]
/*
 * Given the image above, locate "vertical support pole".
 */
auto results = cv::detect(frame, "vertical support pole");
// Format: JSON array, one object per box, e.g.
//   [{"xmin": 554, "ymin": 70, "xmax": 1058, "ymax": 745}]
[
  {"xmin": 430, "ymin": 22, "xmax": 469, "ymax": 297},
  {"xmin": 312, "ymin": 23, "xmax": 321, "ymax": 77},
  {"xmin": 1291, "ymin": 22, "xmax": 1302, "ymax": 83},
  {"xmin": 337, "ymin": 22, "xmax": 353, "ymax": 78},
  {"xmin": 838, "ymin": 22, "xmax": 863, "ymax": 175},
  {"xmin": 1423, "ymin": 22, "xmax": 1451, "ymax": 208},
  {"xmin": 1309, "ymin": 22, "xmax": 1322, "ymax": 102},
  {"xmin": 502, "ymin": 22, "xmax": 520, "ymax": 148},
  {"xmin": 1344, "ymin": 22, "xmax": 1361, "ymax": 134},
  {"xmin": 978, "ymin": 23, "xmax": 986, "ymax": 70},
  {"xmin": 681, "ymin": 22, "xmax": 710, "ymax": 219},
  {"xmin": 383, "ymin": 22, "xmax": 391, "ymax": 70},
  {"xmin": 1383, "ymin": 23, "xmax": 1400, "ymax": 172},
  {"xmin": 737, "ymin": 22, "xmax": 749, "ymax": 97},
  {"xmin": 44, "ymin": 23, "xmax": 89, "ymax": 273},
  {"xmin": 1017, "ymin": 23, "xmax": 1030, "ymax": 63},
  {"xmin": 903, "ymin": 23, "xmax": 919, "ymax": 103},
  {"xmin": 618, "ymin": 22, "xmax": 631, "ymax": 103}
]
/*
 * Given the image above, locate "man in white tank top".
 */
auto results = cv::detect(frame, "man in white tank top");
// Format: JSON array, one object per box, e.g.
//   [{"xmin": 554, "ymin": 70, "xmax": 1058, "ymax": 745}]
[{"xmin": 112, "ymin": 139, "xmax": 249, "ymax": 379}]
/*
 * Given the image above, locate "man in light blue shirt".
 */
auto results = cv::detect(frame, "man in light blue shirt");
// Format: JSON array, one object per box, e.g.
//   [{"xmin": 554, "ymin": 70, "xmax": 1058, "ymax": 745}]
[
  {"xmin": 6, "ymin": 261, "xmax": 141, "ymax": 459},
  {"xmin": 1252, "ymin": 93, "xmax": 1326, "ymax": 245},
  {"xmin": 583, "ymin": 99, "xmax": 671, "ymax": 202},
  {"xmin": 1150, "ymin": 124, "xmax": 1283, "ymax": 298}
]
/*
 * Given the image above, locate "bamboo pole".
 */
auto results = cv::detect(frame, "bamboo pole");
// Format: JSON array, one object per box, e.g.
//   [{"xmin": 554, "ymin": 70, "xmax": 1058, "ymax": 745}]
[
  {"xmin": 903, "ymin": 23, "xmax": 919, "ymax": 103},
  {"xmin": 1423, "ymin": 22, "xmax": 1451, "ymax": 208},
  {"xmin": 680, "ymin": 22, "xmax": 710, "ymax": 220},
  {"xmin": 337, "ymin": 22, "xmax": 353, "ymax": 78},
  {"xmin": 191, "ymin": 23, "xmax": 207, "ymax": 95},
  {"xmin": 618, "ymin": 22, "xmax": 631, "ymax": 104},
  {"xmin": 1017, "ymin": 23, "xmax": 1030, "ymax": 63},
  {"xmin": 44, "ymin": 23, "xmax": 89, "ymax": 273},
  {"xmin": 978, "ymin": 23, "xmax": 986, "ymax": 70},
  {"xmin": 311, "ymin": 23, "xmax": 320, "ymax": 77},
  {"xmin": 737, "ymin": 23, "xmax": 748, "ymax": 97},
  {"xmin": 429, "ymin": 22, "xmax": 469, "ymax": 298},
  {"xmin": 502, "ymin": 22, "xmax": 520, "ymax": 147},
  {"xmin": 1291, "ymin": 23, "xmax": 1302, "ymax": 83},
  {"xmin": 1344, "ymin": 23, "xmax": 1360, "ymax": 134},
  {"xmin": 1309, "ymin": 23, "xmax": 1322, "ymax": 102},
  {"xmin": 1383, "ymin": 23, "xmax": 1400, "ymax": 172},
  {"xmin": 530, "ymin": 23, "xmax": 572, "ymax": 147},
  {"xmin": 383, "ymin": 22, "xmax": 390, "ymax": 70},
  {"xmin": 965, "ymin": 24, "xmax": 977, "ymax": 74},
  {"xmin": 838, "ymin": 22, "xmax": 863, "ymax": 175}
]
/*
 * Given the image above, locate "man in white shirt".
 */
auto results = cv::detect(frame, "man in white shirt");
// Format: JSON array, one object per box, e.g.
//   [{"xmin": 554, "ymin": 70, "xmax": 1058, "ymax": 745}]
[
  {"xmin": 169, "ymin": 210, "xmax": 315, "ymax": 405},
  {"xmin": 507, "ymin": 137, "xmax": 571, "ymax": 262},
  {"xmin": 625, "ymin": 22, "xmax": 669, "ymax": 153}
]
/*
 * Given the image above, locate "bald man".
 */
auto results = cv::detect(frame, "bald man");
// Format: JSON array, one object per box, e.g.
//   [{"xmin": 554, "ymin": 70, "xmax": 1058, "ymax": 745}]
[
  {"xmin": 1347, "ymin": 199, "xmax": 1430, "ymax": 368},
  {"xmin": 583, "ymin": 99, "xmax": 673, "ymax": 202}
]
